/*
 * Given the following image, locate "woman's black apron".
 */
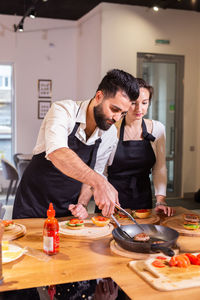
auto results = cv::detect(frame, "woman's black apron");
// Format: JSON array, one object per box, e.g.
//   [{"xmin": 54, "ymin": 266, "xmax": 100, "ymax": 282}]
[
  {"xmin": 107, "ymin": 118, "xmax": 156, "ymax": 210},
  {"xmin": 13, "ymin": 122, "xmax": 101, "ymax": 219}
]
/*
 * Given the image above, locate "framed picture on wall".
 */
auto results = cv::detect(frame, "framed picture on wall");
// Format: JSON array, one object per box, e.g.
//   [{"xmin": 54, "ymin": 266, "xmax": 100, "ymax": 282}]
[
  {"xmin": 38, "ymin": 79, "xmax": 52, "ymax": 98},
  {"xmin": 38, "ymin": 101, "xmax": 51, "ymax": 119}
]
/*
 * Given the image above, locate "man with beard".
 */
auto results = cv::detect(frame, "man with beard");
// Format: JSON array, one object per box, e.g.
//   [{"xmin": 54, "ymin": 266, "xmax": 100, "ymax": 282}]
[{"xmin": 13, "ymin": 69, "xmax": 139, "ymax": 219}]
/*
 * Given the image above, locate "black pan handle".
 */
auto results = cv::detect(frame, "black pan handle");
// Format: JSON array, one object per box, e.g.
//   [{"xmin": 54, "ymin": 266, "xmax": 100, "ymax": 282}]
[{"xmin": 151, "ymin": 245, "xmax": 175, "ymax": 257}]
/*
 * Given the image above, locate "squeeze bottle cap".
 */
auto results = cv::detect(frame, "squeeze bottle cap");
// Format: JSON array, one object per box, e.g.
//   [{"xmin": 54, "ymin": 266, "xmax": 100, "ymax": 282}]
[{"xmin": 47, "ymin": 203, "xmax": 55, "ymax": 217}]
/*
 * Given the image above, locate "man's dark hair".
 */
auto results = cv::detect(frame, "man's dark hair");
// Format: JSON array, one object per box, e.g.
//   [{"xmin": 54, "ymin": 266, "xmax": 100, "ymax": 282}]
[
  {"xmin": 136, "ymin": 78, "xmax": 153, "ymax": 102},
  {"xmin": 96, "ymin": 69, "xmax": 139, "ymax": 101}
]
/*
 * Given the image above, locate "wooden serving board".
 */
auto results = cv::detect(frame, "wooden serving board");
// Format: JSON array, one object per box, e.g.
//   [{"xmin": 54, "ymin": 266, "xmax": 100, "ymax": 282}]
[
  {"xmin": 110, "ymin": 240, "xmax": 179, "ymax": 259},
  {"xmin": 129, "ymin": 254, "xmax": 200, "ymax": 291},
  {"xmin": 3, "ymin": 223, "xmax": 26, "ymax": 241},
  {"xmin": 162, "ymin": 214, "xmax": 200, "ymax": 237},
  {"xmin": 59, "ymin": 220, "xmax": 114, "ymax": 238},
  {"xmin": 112, "ymin": 213, "xmax": 160, "ymax": 226}
]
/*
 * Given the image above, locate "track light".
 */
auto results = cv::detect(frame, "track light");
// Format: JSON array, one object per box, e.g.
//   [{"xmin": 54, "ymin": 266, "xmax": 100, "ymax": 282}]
[
  {"xmin": 153, "ymin": 6, "xmax": 159, "ymax": 11},
  {"xmin": 29, "ymin": 7, "xmax": 36, "ymax": 19},
  {"xmin": 13, "ymin": 1, "xmax": 39, "ymax": 32},
  {"xmin": 18, "ymin": 23, "xmax": 24, "ymax": 32}
]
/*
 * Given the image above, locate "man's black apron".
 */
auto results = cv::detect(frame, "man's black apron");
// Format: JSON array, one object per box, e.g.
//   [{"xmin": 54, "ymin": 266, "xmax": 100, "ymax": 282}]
[
  {"xmin": 107, "ymin": 118, "xmax": 156, "ymax": 210},
  {"xmin": 13, "ymin": 122, "xmax": 101, "ymax": 219}
]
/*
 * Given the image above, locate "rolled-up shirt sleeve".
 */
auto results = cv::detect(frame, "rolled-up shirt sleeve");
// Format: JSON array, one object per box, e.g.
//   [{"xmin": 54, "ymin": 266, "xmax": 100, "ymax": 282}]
[
  {"xmin": 44, "ymin": 102, "xmax": 73, "ymax": 156},
  {"xmin": 152, "ymin": 122, "xmax": 167, "ymax": 196}
]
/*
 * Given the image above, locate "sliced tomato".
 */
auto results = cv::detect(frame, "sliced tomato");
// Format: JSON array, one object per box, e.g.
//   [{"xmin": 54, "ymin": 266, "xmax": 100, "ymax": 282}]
[
  {"xmin": 176, "ymin": 255, "xmax": 190, "ymax": 268},
  {"xmin": 136, "ymin": 209, "xmax": 149, "ymax": 213},
  {"xmin": 152, "ymin": 260, "xmax": 165, "ymax": 268},
  {"xmin": 156, "ymin": 256, "xmax": 167, "ymax": 260},
  {"xmin": 197, "ymin": 254, "xmax": 200, "ymax": 260},
  {"xmin": 3, "ymin": 220, "xmax": 14, "ymax": 227},
  {"xmin": 69, "ymin": 219, "xmax": 83, "ymax": 224},
  {"xmin": 117, "ymin": 212, "xmax": 128, "ymax": 219},
  {"xmin": 95, "ymin": 216, "xmax": 108, "ymax": 222},
  {"xmin": 169, "ymin": 256, "xmax": 178, "ymax": 267},
  {"xmin": 185, "ymin": 253, "xmax": 200, "ymax": 265}
]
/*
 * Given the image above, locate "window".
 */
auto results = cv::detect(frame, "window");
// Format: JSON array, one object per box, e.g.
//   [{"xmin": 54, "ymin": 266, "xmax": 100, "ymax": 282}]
[{"xmin": 0, "ymin": 65, "xmax": 13, "ymax": 164}]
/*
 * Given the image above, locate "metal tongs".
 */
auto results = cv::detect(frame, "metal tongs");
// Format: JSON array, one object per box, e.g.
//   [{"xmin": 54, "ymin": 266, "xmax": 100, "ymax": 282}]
[{"xmin": 111, "ymin": 203, "xmax": 144, "ymax": 240}]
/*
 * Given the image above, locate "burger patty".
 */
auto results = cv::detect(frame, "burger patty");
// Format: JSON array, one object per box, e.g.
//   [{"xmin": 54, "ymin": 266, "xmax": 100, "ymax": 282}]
[
  {"xmin": 133, "ymin": 232, "xmax": 150, "ymax": 242},
  {"xmin": 183, "ymin": 213, "xmax": 199, "ymax": 223}
]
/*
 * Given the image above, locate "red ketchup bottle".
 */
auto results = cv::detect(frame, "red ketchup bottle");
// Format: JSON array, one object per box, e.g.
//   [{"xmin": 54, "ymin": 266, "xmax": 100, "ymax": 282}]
[{"xmin": 43, "ymin": 203, "xmax": 59, "ymax": 255}]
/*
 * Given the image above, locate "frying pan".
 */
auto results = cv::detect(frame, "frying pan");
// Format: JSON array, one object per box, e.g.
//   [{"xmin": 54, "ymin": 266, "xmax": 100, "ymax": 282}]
[{"xmin": 112, "ymin": 224, "xmax": 179, "ymax": 256}]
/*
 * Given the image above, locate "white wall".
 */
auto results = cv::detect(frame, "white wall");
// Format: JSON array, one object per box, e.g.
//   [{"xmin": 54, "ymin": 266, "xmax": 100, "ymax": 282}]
[
  {"xmin": 0, "ymin": 14, "xmax": 77, "ymax": 155},
  {"xmin": 1, "ymin": 3, "xmax": 200, "ymax": 195},
  {"xmin": 100, "ymin": 3, "xmax": 200, "ymax": 195},
  {"xmin": 77, "ymin": 5, "xmax": 102, "ymax": 101}
]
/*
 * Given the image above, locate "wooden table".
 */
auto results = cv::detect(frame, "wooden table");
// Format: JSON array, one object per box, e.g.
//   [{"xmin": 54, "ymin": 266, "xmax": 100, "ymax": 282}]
[{"xmin": 1, "ymin": 207, "xmax": 200, "ymax": 299}]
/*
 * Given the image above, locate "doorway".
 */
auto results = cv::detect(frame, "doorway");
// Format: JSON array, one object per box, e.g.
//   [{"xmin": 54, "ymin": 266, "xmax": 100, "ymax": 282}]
[
  {"xmin": 0, "ymin": 64, "xmax": 14, "ymax": 165},
  {"xmin": 137, "ymin": 53, "xmax": 184, "ymax": 198}
]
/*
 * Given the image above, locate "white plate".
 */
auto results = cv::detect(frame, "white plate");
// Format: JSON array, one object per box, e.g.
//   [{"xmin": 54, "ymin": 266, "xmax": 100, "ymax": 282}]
[{"xmin": 2, "ymin": 243, "xmax": 26, "ymax": 264}]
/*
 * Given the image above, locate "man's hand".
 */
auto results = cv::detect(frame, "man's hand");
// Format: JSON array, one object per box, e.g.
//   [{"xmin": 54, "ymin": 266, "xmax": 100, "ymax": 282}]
[
  {"xmin": 93, "ymin": 178, "xmax": 119, "ymax": 217},
  {"xmin": 68, "ymin": 203, "xmax": 88, "ymax": 219}
]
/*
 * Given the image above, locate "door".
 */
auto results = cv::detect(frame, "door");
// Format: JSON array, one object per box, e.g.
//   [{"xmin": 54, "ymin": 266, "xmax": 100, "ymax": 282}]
[
  {"xmin": 0, "ymin": 64, "xmax": 14, "ymax": 165},
  {"xmin": 137, "ymin": 53, "xmax": 184, "ymax": 198}
]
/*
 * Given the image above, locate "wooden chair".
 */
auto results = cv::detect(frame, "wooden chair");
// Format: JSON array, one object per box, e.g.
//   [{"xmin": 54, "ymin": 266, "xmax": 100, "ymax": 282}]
[{"xmin": 1, "ymin": 158, "xmax": 19, "ymax": 205}]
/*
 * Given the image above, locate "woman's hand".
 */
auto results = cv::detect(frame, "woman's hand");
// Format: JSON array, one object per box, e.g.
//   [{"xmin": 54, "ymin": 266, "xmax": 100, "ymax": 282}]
[
  {"xmin": 155, "ymin": 203, "xmax": 174, "ymax": 217},
  {"xmin": 68, "ymin": 203, "xmax": 88, "ymax": 219}
]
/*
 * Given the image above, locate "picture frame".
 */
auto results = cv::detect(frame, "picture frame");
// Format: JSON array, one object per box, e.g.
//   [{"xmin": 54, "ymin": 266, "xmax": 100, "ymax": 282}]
[
  {"xmin": 38, "ymin": 79, "xmax": 52, "ymax": 98},
  {"xmin": 38, "ymin": 101, "xmax": 51, "ymax": 119}
]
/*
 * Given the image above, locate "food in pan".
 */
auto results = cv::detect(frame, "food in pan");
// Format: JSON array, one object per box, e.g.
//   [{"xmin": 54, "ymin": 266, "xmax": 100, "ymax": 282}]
[
  {"xmin": 91, "ymin": 216, "xmax": 110, "ymax": 227},
  {"xmin": 183, "ymin": 213, "xmax": 200, "ymax": 230},
  {"xmin": 133, "ymin": 209, "xmax": 151, "ymax": 219},
  {"xmin": 2, "ymin": 220, "xmax": 15, "ymax": 230},
  {"xmin": 152, "ymin": 240, "xmax": 163, "ymax": 244},
  {"xmin": 133, "ymin": 232, "xmax": 150, "ymax": 242},
  {"xmin": 65, "ymin": 218, "xmax": 84, "ymax": 230}
]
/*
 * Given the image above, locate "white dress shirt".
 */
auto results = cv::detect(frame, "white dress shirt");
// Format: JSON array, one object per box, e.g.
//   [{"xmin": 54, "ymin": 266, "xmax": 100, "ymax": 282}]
[
  {"xmin": 105, "ymin": 120, "xmax": 167, "ymax": 196},
  {"xmin": 33, "ymin": 99, "xmax": 118, "ymax": 175}
]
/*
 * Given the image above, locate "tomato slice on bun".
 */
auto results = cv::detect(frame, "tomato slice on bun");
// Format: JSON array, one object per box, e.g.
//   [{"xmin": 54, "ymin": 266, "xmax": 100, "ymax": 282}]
[
  {"xmin": 91, "ymin": 216, "xmax": 110, "ymax": 227},
  {"xmin": 66, "ymin": 218, "xmax": 84, "ymax": 230}
]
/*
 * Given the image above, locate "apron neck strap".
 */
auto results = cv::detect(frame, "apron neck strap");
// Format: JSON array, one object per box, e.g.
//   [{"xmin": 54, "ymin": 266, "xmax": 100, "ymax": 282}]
[
  {"xmin": 142, "ymin": 119, "xmax": 155, "ymax": 142},
  {"xmin": 119, "ymin": 117, "xmax": 126, "ymax": 141},
  {"xmin": 90, "ymin": 138, "xmax": 102, "ymax": 169}
]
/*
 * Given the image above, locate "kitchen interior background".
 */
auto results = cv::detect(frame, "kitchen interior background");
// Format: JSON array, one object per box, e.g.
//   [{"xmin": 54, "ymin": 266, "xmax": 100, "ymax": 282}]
[{"xmin": 0, "ymin": 2, "xmax": 200, "ymax": 200}]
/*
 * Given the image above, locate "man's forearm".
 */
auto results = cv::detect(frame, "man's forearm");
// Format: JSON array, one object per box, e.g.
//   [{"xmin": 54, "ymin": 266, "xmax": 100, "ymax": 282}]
[{"xmin": 48, "ymin": 147, "xmax": 104, "ymax": 188}]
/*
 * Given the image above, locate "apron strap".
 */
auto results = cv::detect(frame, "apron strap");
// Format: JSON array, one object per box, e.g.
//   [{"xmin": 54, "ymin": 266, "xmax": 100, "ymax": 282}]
[
  {"xmin": 89, "ymin": 138, "xmax": 102, "ymax": 169},
  {"xmin": 70, "ymin": 121, "xmax": 102, "ymax": 169},
  {"xmin": 119, "ymin": 117, "xmax": 126, "ymax": 141},
  {"xmin": 142, "ymin": 119, "xmax": 155, "ymax": 142}
]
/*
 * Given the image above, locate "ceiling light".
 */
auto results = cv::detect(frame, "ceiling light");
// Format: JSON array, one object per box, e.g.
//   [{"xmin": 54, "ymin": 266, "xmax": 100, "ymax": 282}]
[
  {"xmin": 153, "ymin": 6, "xmax": 159, "ymax": 11},
  {"xmin": 18, "ymin": 23, "xmax": 24, "ymax": 32},
  {"xmin": 29, "ymin": 8, "xmax": 36, "ymax": 19}
]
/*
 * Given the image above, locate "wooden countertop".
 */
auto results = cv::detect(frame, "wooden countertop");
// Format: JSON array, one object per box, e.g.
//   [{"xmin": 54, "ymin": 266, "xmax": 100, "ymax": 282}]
[{"xmin": 1, "ymin": 207, "xmax": 200, "ymax": 299}]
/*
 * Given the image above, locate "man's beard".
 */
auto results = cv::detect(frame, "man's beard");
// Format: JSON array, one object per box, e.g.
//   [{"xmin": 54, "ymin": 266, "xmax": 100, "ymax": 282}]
[{"xmin": 93, "ymin": 103, "xmax": 115, "ymax": 130}]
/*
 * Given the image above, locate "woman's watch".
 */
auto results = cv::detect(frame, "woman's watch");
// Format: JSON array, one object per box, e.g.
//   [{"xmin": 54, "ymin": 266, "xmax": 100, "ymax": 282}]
[{"xmin": 155, "ymin": 202, "xmax": 167, "ymax": 207}]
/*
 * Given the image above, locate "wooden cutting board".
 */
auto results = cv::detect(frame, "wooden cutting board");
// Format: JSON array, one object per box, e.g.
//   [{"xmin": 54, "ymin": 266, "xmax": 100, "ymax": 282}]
[
  {"xmin": 129, "ymin": 254, "xmax": 200, "ymax": 291},
  {"xmin": 59, "ymin": 220, "xmax": 114, "ymax": 238},
  {"xmin": 110, "ymin": 240, "xmax": 179, "ymax": 259},
  {"xmin": 112, "ymin": 213, "xmax": 160, "ymax": 226},
  {"xmin": 162, "ymin": 214, "xmax": 200, "ymax": 237},
  {"xmin": 3, "ymin": 223, "xmax": 26, "ymax": 241}
]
